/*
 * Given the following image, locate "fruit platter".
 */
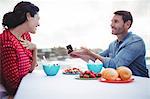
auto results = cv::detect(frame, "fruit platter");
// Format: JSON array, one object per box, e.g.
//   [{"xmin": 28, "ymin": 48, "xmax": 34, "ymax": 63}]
[
  {"xmin": 62, "ymin": 67, "xmax": 81, "ymax": 75},
  {"xmin": 99, "ymin": 77, "xmax": 134, "ymax": 83},
  {"xmin": 75, "ymin": 70, "xmax": 101, "ymax": 80},
  {"xmin": 99, "ymin": 66, "xmax": 134, "ymax": 83}
]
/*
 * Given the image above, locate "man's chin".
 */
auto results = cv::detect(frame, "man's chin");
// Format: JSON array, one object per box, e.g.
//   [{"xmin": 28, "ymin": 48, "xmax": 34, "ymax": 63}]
[
  {"xmin": 30, "ymin": 31, "xmax": 36, "ymax": 34},
  {"xmin": 112, "ymin": 31, "xmax": 115, "ymax": 34}
]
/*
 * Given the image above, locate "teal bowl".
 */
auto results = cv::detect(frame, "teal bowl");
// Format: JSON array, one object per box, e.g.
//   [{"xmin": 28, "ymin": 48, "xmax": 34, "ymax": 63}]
[
  {"xmin": 87, "ymin": 63, "xmax": 103, "ymax": 74},
  {"xmin": 43, "ymin": 64, "xmax": 60, "ymax": 76}
]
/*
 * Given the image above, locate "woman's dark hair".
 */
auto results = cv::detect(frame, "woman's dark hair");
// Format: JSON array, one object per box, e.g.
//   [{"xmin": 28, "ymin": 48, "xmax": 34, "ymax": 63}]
[
  {"xmin": 2, "ymin": 1, "xmax": 39, "ymax": 29},
  {"xmin": 114, "ymin": 10, "xmax": 133, "ymax": 29}
]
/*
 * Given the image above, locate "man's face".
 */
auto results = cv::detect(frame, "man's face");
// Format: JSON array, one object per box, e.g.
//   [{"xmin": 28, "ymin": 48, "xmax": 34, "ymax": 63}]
[{"xmin": 110, "ymin": 15, "xmax": 126, "ymax": 35}]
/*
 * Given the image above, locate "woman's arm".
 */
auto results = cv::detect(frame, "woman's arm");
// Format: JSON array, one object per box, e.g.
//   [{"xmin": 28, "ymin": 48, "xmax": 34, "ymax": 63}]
[
  {"xmin": 1, "ymin": 47, "xmax": 21, "ymax": 96},
  {"xmin": 20, "ymin": 38, "xmax": 38, "ymax": 72},
  {"xmin": 30, "ymin": 48, "xmax": 38, "ymax": 72}
]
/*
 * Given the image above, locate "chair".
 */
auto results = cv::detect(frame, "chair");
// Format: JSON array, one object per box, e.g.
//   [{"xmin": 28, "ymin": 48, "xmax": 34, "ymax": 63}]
[{"xmin": 0, "ymin": 84, "xmax": 8, "ymax": 99}]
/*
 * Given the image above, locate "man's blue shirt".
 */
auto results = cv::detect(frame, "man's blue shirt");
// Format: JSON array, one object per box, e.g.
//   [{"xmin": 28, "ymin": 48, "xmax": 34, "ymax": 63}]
[{"xmin": 100, "ymin": 32, "xmax": 149, "ymax": 77}]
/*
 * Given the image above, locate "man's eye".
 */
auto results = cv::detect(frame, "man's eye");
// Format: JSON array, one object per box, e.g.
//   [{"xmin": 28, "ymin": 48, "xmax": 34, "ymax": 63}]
[{"xmin": 114, "ymin": 20, "xmax": 118, "ymax": 23}]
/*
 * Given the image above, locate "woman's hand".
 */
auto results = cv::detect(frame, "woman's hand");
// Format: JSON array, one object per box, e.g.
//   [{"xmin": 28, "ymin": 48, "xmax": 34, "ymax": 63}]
[
  {"xmin": 20, "ymin": 38, "xmax": 36, "ymax": 50},
  {"xmin": 29, "ymin": 49, "xmax": 38, "ymax": 72},
  {"xmin": 20, "ymin": 37, "xmax": 38, "ymax": 72}
]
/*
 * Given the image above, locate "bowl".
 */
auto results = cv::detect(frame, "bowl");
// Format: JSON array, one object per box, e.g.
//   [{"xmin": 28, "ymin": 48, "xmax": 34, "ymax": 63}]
[
  {"xmin": 43, "ymin": 64, "xmax": 60, "ymax": 76},
  {"xmin": 87, "ymin": 63, "xmax": 103, "ymax": 74}
]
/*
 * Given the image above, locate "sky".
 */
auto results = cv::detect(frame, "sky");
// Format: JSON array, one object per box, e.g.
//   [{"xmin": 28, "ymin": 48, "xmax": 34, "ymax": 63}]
[{"xmin": 0, "ymin": 0, "xmax": 150, "ymax": 51}]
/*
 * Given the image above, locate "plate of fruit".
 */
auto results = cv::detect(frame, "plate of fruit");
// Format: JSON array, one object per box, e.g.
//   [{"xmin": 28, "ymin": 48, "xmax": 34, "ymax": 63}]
[
  {"xmin": 75, "ymin": 70, "xmax": 101, "ymax": 80},
  {"xmin": 99, "ymin": 77, "xmax": 134, "ymax": 83},
  {"xmin": 62, "ymin": 68, "xmax": 81, "ymax": 75},
  {"xmin": 99, "ymin": 66, "xmax": 134, "ymax": 83}
]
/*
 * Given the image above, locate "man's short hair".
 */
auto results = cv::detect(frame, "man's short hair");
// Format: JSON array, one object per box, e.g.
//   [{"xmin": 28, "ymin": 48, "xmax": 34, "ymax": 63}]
[{"xmin": 114, "ymin": 10, "xmax": 133, "ymax": 28}]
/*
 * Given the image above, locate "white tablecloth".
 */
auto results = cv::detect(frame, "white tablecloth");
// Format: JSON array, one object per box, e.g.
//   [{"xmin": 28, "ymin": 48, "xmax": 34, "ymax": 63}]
[{"xmin": 14, "ymin": 70, "xmax": 150, "ymax": 99}]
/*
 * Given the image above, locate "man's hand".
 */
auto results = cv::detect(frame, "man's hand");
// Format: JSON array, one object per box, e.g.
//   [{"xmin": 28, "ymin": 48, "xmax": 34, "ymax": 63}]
[
  {"xmin": 80, "ymin": 47, "xmax": 91, "ymax": 55},
  {"xmin": 69, "ymin": 47, "xmax": 92, "ymax": 62}
]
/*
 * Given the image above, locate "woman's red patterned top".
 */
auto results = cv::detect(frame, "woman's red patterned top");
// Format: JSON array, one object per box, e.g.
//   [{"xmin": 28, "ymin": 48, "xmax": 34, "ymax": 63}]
[{"xmin": 0, "ymin": 29, "xmax": 33, "ymax": 95}]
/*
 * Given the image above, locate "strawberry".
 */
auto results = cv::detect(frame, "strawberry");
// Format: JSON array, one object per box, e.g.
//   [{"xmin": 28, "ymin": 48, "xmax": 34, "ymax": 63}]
[
  {"xmin": 90, "ymin": 73, "xmax": 96, "ymax": 78},
  {"xmin": 85, "ymin": 70, "xmax": 91, "ymax": 75},
  {"xmin": 83, "ymin": 74, "xmax": 89, "ymax": 78},
  {"xmin": 80, "ymin": 74, "xmax": 84, "ymax": 78},
  {"xmin": 96, "ymin": 73, "xmax": 101, "ymax": 77}
]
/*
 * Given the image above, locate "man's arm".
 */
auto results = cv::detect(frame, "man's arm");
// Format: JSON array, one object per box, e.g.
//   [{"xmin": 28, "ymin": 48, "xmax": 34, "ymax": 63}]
[
  {"xmin": 88, "ymin": 51, "xmax": 105, "ymax": 62},
  {"xmin": 99, "ymin": 49, "xmax": 110, "ymax": 57},
  {"xmin": 101, "ymin": 40, "xmax": 145, "ymax": 68}
]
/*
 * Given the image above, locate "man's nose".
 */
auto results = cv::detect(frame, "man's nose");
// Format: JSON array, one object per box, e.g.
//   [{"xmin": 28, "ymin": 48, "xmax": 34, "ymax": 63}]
[{"xmin": 110, "ymin": 22, "xmax": 113, "ymax": 27}]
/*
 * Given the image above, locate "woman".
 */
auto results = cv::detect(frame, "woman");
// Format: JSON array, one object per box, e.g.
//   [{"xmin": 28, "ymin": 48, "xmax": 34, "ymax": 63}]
[{"xmin": 0, "ymin": 1, "xmax": 40, "ymax": 98}]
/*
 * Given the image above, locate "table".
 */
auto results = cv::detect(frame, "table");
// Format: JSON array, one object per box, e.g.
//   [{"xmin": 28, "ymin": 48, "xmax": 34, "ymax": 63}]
[{"xmin": 14, "ymin": 69, "xmax": 150, "ymax": 99}]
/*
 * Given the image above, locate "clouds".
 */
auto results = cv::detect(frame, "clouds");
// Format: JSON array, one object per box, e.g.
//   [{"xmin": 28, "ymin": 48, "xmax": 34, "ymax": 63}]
[{"xmin": 0, "ymin": 0, "xmax": 150, "ymax": 50}]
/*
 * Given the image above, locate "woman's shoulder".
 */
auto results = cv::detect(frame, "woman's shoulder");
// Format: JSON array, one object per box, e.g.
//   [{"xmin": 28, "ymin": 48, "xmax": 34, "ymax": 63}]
[
  {"xmin": 1, "ymin": 30, "xmax": 11, "ymax": 42},
  {"xmin": 1, "ymin": 30, "xmax": 18, "ymax": 48}
]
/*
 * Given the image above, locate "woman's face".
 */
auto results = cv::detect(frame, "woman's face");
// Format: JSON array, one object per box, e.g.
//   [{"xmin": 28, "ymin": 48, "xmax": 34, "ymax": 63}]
[{"xmin": 27, "ymin": 13, "xmax": 40, "ymax": 34}]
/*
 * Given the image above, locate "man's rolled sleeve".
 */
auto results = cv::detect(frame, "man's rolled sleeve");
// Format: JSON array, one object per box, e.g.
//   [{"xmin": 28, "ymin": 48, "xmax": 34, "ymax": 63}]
[
  {"xmin": 101, "ymin": 40, "xmax": 144, "ymax": 69},
  {"xmin": 103, "ymin": 57, "xmax": 116, "ymax": 68}
]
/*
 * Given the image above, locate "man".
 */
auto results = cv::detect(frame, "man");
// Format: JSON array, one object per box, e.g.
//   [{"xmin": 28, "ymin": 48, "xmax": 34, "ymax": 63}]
[{"xmin": 70, "ymin": 10, "xmax": 149, "ymax": 78}]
